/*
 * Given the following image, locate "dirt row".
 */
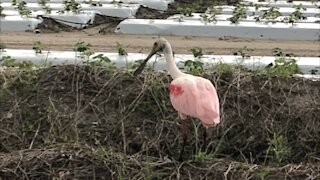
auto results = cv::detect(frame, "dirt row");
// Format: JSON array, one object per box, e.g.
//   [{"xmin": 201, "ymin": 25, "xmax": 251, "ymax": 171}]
[{"xmin": 1, "ymin": 31, "xmax": 319, "ymax": 57}]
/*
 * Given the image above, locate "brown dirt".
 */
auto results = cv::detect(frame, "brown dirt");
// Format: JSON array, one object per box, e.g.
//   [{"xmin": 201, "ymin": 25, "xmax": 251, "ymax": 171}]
[{"xmin": 1, "ymin": 31, "xmax": 319, "ymax": 57}]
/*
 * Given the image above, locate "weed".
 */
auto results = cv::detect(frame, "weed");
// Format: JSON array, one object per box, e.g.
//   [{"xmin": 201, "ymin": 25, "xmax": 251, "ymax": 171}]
[
  {"xmin": 32, "ymin": 41, "xmax": 44, "ymax": 54},
  {"xmin": 256, "ymin": 171, "xmax": 268, "ymax": 180},
  {"xmin": 228, "ymin": 3, "xmax": 247, "ymax": 24},
  {"xmin": 116, "ymin": 42, "xmax": 128, "ymax": 56},
  {"xmin": 12, "ymin": 0, "xmax": 18, "ymax": 6},
  {"xmin": 83, "ymin": 53, "xmax": 117, "ymax": 71},
  {"xmin": 184, "ymin": 60, "xmax": 204, "ymax": 76},
  {"xmin": 93, "ymin": 146, "xmax": 109, "ymax": 161},
  {"xmin": 194, "ymin": 150, "xmax": 208, "ymax": 162},
  {"xmin": 272, "ymin": 47, "xmax": 284, "ymax": 57},
  {"xmin": 0, "ymin": 5, "xmax": 5, "ymax": 17},
  {"xmin": 233, "ymin": 46, "xmax": 253, "ymax": 58},
  {"xmin": 266, "ymin": 133, "xmax": 291, "ymax": 164},
  {"xmin": 214, "ymin": 61, "xmax": 234, "ymax": 76},
  {"xmin": 116, "ymin": 165, "xmax": 125, "ymax": 180},
  {"xmin": 63, "ymin": 0, "xmax": 82, "ymax": 14},
  {"xmin": 0, "ymin": 56, "xmax": 15, "ymax": 66},
  {"xmin": 177, "ymin": 6, "xmax": 195, "ymax": 17},
  {"xmin": 38, "ymin": 0, "xmax": 52, "ymax": 14},
  {"xmin": 190, "ymin": 47, "xmax": 203, "ymax": 58},
  {"xmin": 310, "ymin": 69, "xmax": 319, "ymax": 75},
  {"xmin": 84, "ymin": 0, "xmax": 102, "ymax": 6},
  {"xmin": 73, "ymin": 41, "xmax": 94, "ymax": 58},
  {"xmin": 256, "ymin": 7, "xmax": 282, "ymax": 23},
  {"xmin": 1, "ymin": 56, "xmax": 35, "ymax": 70},
  {"xmin": 283, "ymin": 4, "xmax": 307, "ymax": 24},
  {"xmin": 267, "ymin": 57, "xmax": 301, "ymax": 77},
  {"xmin": 201, "ymin": 6, "xmax": 222, "ymax": 23},
  {"xmin": 0, "ymin": 41, "xmax": 6, "ymax": 50},
  {"xmin": 16, "ymin": 1, "xmax": 31, "ymax": 17}
]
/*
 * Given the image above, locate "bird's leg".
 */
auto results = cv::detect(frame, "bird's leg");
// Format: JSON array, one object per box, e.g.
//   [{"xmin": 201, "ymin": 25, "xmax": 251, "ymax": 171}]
[
  {"xmin": 178, "ymin": 119, "xmax": 188, "ymax": 161},
  {"xmin": 202, "ymin": 127, "xmax": 207, "ymax": 152},
  {"xmin": 179, "ymin": 112, "xmax": 187, "ymax": 120}
]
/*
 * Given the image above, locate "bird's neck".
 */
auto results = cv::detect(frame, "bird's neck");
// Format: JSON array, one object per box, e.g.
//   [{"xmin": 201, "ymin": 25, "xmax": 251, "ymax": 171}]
[{"xmin": 164, "ymin": 45, "xmax": 185, "ymax": 79}]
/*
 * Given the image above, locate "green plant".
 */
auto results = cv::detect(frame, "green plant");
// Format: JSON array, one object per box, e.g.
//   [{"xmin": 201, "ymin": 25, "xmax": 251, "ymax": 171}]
[
  {"xmin": 73, "ymin": 41, "xmax": 94, "ymax": 60},
  {"xmin": 267, "ymin": 57, "xmax": 301, "ymax": 77},
  {"xmin": 256, "ymin": 7, "xmax": 282, "ymax": 23},
  {"xmin": 190, "ymin": 47, "xmax": 203, "ymax": 58},
  {"xmin": 84, "ymin": 0, "xmax": 102, "ymax": 6},
  {"xmin": 16, "ymin": 1, "xmax": 31, "ymax": 17},
  {"xmin": 194, "ymin": 150, "xmax": 209, "ymax": 162},
  {"xmin": 266, "ymin": 133, "xmax": 291, "ymax": 164},
  {"xmin": 63, "ymin": 0, "xmax": 82, "ymax": 14},
  {"xmin": 201, "ymin": 6, "xmax": 222, "ymax": 23},
  {"xmin": 74, "ymin": 41, "xmax": 91, "ymax": 53},
  {"xmin": 38, "ymin": 0, "xmax": 52, "ymax": 14},
  {"xmin": 0, "ymin": 41, "xmax": 6, "ymax": 50},
  {"xmin": 256, "ymin": 171, "xmax": 268, "ymax": 180},
  {"xmin": 272, "ymin": 47, "xmax": 284, "ymax": 57},
  {"xmin": 310, "ymin": 69, "xmax": 319, "ymax": 75},
  {"xmin": 177, "ymin": 5, "xmax": 196, "ymax": 17},
  {"xmin": 12, "ymin": 0, "xmax": 17, "ymax": 6},
  {"xmin": 214, "ymin": 61, "xmax": 234, "ymax": 76},
  {"xmin": 283, "ymin": 4, "xmax": 307, "ymax": 24},
  {"xmin": 32, "ymin": 41, "xmax": 44, "ymax": 54},
  {"xmin": 184, "ymin": 60, "xmax": 204, "ymax": 76},
  {"xmin": 233, "ymin": 46, "xmax": 253, "ymax": 58},
  {"xmin": 83, "ymin": 54, "xmax": 116, "ymax": 71},
  {"xmin": 0, "ymin": 56, "xmax": 15, "ymax": 65},
  {"xmin": 93, "ymin": 146, "xmax": 108, "ymax": 161},
  {"xmin": 116, "ymin": 42, "xmax": 127, "ymax": 56},
  {"xmin": 228, "ymin": 3, "xmax": 247, "ymax": 24},
  {"xmin": 0, "ymin": 5, "xmax": 5, "ymax": 17},
  {"xmin": 0, "ymin": 56, "xmax": 35, "ymax": 70}
]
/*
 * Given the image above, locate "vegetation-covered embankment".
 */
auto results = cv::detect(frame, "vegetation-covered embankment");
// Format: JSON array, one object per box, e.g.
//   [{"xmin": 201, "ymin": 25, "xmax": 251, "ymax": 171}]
[{"xmin": 0, "ymin": 63, "xmax": 319, "ymax": 179}]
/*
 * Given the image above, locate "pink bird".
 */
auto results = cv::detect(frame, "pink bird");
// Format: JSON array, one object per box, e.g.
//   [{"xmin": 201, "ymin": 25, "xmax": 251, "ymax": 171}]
[{"xmin": 134, "ymin": 38, "xmax": 220, "ymax": 160}]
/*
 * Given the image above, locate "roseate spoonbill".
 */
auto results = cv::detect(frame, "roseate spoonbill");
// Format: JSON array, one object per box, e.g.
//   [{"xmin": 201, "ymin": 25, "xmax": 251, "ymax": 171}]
[{"xmin": 134, "ymin": 38, "xmax": 220, "ymax": 160}]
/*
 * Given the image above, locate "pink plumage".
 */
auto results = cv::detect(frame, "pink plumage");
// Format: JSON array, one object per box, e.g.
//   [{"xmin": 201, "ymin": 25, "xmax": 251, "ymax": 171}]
[
  {"xmin": 169, "ymin": 75, "xmax": 220, "ymax": 128},
  {"xmin": 133, "ymin": 38, "xmax": 220, "ymax": 160}
]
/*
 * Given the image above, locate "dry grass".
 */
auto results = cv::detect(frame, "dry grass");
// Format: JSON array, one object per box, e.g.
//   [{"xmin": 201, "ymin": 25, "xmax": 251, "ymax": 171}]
[{"xmin": 0, "ymin": 65, "xmax": 319, "ymax": 179}]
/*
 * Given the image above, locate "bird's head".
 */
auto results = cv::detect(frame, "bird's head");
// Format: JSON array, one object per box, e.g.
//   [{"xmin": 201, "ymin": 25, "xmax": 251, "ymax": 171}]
[
  {"xmin": 150, "ymin": 38, "xmax": 169, "ymax": 54},
  {"xmin": 133, "ymin": 38, "xmax": 170, "ymax": 76}
]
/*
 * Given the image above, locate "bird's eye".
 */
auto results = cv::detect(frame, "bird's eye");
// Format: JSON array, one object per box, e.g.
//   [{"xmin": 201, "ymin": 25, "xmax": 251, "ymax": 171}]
[{"xmin": 154, "ymin": 42, "xmax": 158, "ymax": 46}]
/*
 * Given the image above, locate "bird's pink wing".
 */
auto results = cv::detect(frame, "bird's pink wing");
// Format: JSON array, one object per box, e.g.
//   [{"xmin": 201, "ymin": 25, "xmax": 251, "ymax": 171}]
[
  {"xmin": 194, "ymin": 77, "xmax": 220, "ymax": 126},
  {"xmin": 170, "ymin": 76, "xmax": 220, "ymax": 127}
]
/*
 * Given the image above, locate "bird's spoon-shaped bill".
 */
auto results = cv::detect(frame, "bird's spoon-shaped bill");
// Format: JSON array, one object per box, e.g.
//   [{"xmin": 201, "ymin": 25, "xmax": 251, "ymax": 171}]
[{"xmin": 133, "ymin": 43, "xmax": 160, "ymax": 76}]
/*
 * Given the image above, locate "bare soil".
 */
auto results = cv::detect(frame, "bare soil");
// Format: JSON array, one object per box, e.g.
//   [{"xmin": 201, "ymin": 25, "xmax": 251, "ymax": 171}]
[{"xmin": 1, "ymin": 31, "xmax": 320, "ymax": 57}]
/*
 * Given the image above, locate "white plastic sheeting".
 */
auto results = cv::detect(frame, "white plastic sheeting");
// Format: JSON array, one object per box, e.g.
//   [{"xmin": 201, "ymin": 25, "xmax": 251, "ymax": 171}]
[
  {"xmin": 115, "ymin": 19, "xmax": 320, "ymax": 40},
  {"xmin": 1, "ymin": 2, "xmax": 139, "ymax": 18},
  {"xmin": 0, "ymin": 49, "xmax": 319, "ymax": 75},
  {"xmin": 217, "ymin": 5, "xmax": 319, "ymax": 17},
  {"xmin": 0, "ymin": 0, "xmax": 172, "ymax": 11},
  {"xmin": 167, "ymin": 13, "xmax": 320, "ymax": 23},
  {"xmin": 0, "ymin": 16, "xmax": 42, "ymax": 31},
  {"xmin": 2, "ymin": 10, "xmax": 96, "ymax": 29},
  {"xmin": 243, "ymin": 0, "xmax": 320, "ymax": 8},
  {"xmin": 120, "ymin": 0, "xmax": 171, "ymax": 11},
  {"xmin": 42, "ymin": 11, "xmax": 96, "ymax": 29}
]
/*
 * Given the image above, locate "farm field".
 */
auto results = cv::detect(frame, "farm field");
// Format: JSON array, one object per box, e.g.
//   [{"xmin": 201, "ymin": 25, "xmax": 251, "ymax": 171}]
[
  {"xmin": 0, "ymin": 0, "xmax": 320, "ymax": 179},
  {"xmin": 1, "ymin": 32, "xmax": 320, "ymax": 57}
]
